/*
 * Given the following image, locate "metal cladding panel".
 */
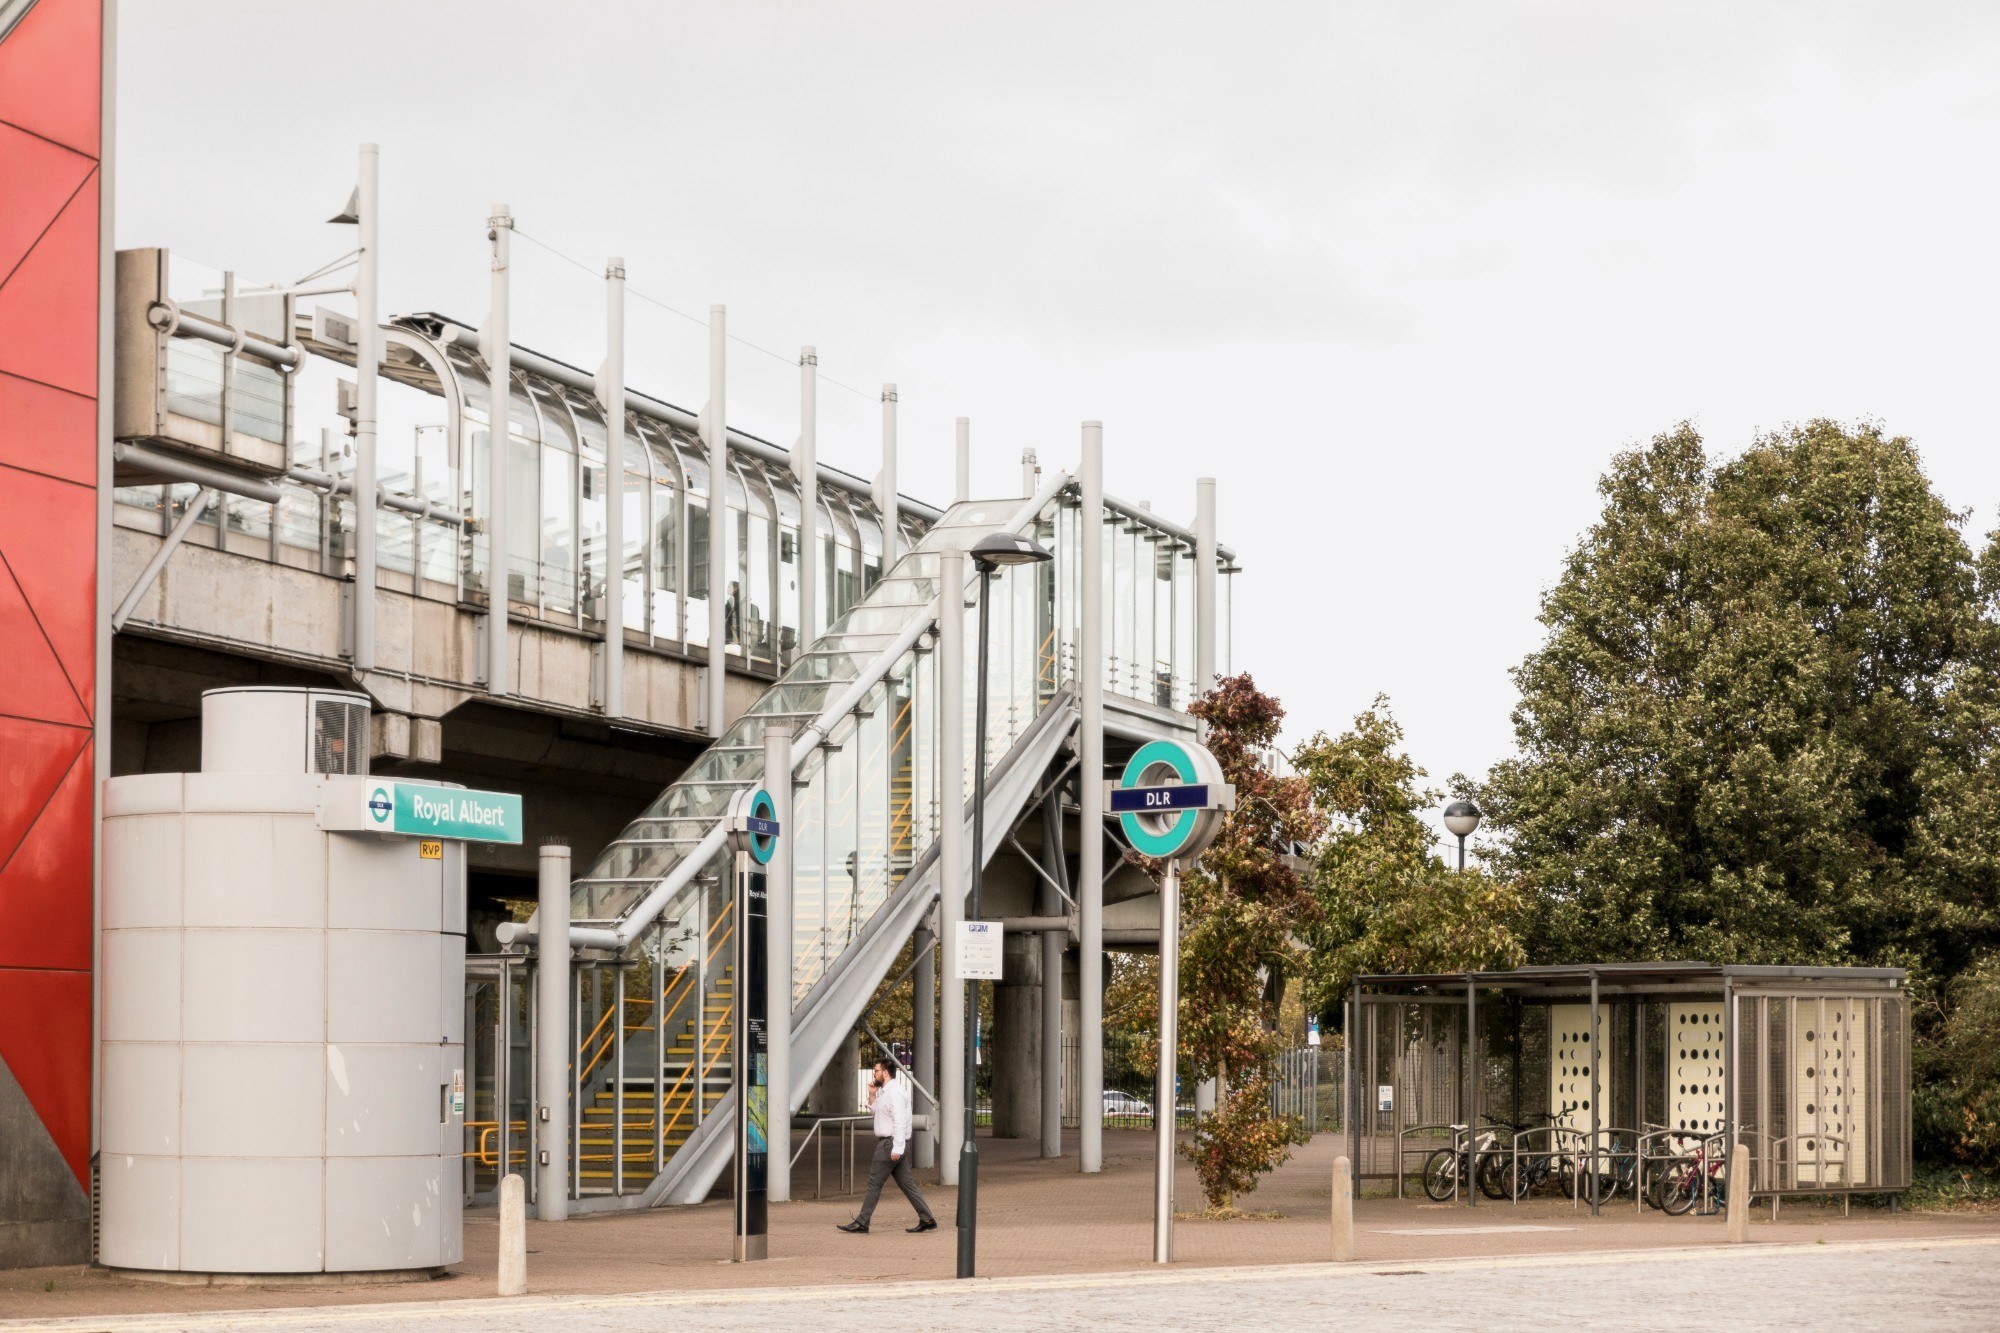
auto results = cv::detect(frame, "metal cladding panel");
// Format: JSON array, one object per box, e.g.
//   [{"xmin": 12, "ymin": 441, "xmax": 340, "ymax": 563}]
[
  {"xmin": 439, "ymin": 938, "xmax": 465, "ymax": 1046},
  {"xmin": 97, "ymin": 1154, "xmax": 180, "ymax": 1271},
  {"xmin": 324, "ymin": 1044, "xmax": 441, "ymax": 1158},
  {"xmin": 179, "ymin": 1156, "xmax": 324, "ymax": 1274},
  {"xmin": 0, "ymin": 0, "xmax": 102, "ymax": 154},
  {"xmin": 0, "ymin": 168, "xmax": 98, "ymax": 396},
  {"xmin": 328, "ymin": 833, "xmax": 439, "ymax": 933},
  {"xmin": 184, "ymin": 813, "xmax": 326, "ymax": 931},
  {"xmin": 181, "ymin": 1044, "xmax": 324, "ymax": 1159},
  {"xmin": 181, "ymin": 929, "xmax": 324, "ymax": 1045},
  {"xmin": 0, "ymin": 734, "xmax": 94, "ymax": 970},
  {"xmin": 327, "ymin": 930, "xmax": 443, "ymax": 1046},
  {"xmin": 99, "ymin": 1042, "xmax": 179, "ymax": 1156},
  {"xmin": 0, "ymin": 355, "xmax": 94, "ymax": 485},
  {"xmin": 101, "ymin": 929, "xmax": 179, "ymax": 1044},
  {"xmin": 102, "ymin": 811, "xmax": 183, "ymax": 930},
  {"xmin": 324, "ymin": 1156, "xmax": 448, "ymax": 1273}
]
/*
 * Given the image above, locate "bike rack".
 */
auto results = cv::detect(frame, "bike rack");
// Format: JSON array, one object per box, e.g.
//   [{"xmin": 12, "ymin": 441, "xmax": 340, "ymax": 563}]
[{"xmin": 1394, "ymin": 1121, "xmax": 1463, "ymax": 1200}]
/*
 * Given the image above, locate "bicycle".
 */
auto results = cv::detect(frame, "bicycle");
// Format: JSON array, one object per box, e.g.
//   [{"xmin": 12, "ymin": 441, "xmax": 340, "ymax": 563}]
[
  {"xmin": 1421, "ymin": 1119, "xmax": 1514, "ymax": 1202},
  {"xmin": 1655, "ymin": 1133, "xmax": 1728, "ymax": 1216}
]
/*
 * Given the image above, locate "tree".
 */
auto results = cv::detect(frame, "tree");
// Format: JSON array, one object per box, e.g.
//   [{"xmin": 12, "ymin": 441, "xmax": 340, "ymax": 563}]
[
  {"xmin": 1477, "ymin": 420, "xmax": 1998, "ymax": 982},
  {"xmin": 1119, "ymin": 674, "xmax": 1321, "ymax": 1212},
  {"xmin": 1291, "ymin": 697, "xmax": 1526, "ymax": 1016}
]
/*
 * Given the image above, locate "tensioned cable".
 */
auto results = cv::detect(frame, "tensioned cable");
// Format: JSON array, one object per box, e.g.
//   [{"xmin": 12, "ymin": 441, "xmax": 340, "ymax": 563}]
[{"xmin": 512, "ymin": 226, "xmax": 876, "ymax": 401}]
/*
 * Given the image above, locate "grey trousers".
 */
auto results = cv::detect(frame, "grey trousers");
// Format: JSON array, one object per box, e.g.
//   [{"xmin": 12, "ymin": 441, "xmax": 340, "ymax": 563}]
[{"xmin": 857, "ymin": 1135, "xmax": 934, "ymax": 1225}]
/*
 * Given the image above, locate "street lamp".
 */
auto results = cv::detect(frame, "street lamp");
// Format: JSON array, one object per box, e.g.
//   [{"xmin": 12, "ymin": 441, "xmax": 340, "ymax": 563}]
[
  {"xmin": 958, "ymin": 528, "xmax": 1053, "ymax": 1280},
  {"xmin": 1443, "ymin": 799, "xmax": 1481, "ymax": 871}
]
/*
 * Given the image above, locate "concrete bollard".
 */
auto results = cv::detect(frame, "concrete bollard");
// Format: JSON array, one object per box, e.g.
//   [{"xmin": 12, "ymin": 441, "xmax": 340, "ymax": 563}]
[
  {"xmin": 1727, "ymin": 1144, "xmax": 1749, "ymax": 1243},
  {"xmin": 499, "ymin": 1173, "xmax": 528, "ymax": 1295},
  {"xmin": 1332, "ymin": 1154, "xmax": 1355, "ymax": 1262}
]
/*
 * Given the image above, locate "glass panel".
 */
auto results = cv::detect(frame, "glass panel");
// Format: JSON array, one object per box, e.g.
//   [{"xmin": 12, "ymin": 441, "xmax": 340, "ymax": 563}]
[
  {"xmin": 505, "ymin": 376, "xmax": 540, "ymax": 606},
  {"xmin": 683, "ymin": 440, "xmax": 710, "ymax": 649},
  {"xmin": 639, "ymin": 420, "xmax": 680, "ymax": 642}
]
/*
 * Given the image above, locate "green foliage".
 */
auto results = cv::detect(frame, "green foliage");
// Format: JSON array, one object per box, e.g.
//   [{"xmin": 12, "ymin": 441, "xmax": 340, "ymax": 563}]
[
  {"xmin": 1291, "ymin": 698, "xmax": 1526, "ymax": 1013},
  {"xmin": 1477, "ymin": 421, "xmax": 2000, "ymax": 982},
  {"xmin": 1919, "ymin": 953, "xmax": 2000, "ymax": 1170},
  {"xmin": 1137, "ymin": 674, "xmax": 1320, "ymax": 1209}
]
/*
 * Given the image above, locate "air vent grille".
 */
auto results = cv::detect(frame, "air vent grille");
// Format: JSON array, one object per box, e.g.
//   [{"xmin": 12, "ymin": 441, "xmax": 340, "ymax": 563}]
[{"xmin": 313, "ymin": 699, "xmax": 367, "ymax": 775}]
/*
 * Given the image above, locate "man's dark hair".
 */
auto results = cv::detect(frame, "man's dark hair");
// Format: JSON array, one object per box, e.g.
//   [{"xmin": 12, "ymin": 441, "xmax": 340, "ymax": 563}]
[{"xmin": 873, "ymin": 1057, "xmax": 899, "ymax": 1078}]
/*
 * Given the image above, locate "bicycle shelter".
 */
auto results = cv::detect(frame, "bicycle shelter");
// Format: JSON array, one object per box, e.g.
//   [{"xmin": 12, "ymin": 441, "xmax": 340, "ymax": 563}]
[{"xmin": 1344, "ymin": 963, "xmax": 1912, "ymax": 1214}]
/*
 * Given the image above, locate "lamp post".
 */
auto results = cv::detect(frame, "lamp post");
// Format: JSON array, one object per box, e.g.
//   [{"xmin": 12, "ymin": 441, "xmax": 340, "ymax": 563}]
[
  {"xmin": 1443, "ymin": 799, "xmax": 1482, "ymax": 871},
  {"xmin": 958, "ymin": 529, "xmax": 1053, "ymax": 1280}
]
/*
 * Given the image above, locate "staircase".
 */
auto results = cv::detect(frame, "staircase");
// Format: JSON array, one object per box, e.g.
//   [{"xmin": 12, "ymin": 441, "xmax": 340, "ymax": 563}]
[{"xmin": 547, "ymin": 482, "xmax": 1076, "ymax": 1212}]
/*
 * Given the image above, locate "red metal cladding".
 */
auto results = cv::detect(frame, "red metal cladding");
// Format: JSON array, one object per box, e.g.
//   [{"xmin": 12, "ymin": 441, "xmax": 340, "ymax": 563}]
[
  {"xmin": 0, "ymin": 717, "xmax": 85, "ymax": 866},
  {"xmin": 0, "ymin": 968, "xmax": 91, "ymax": 1186},
  {"xmin": 0, "ymin": 123, "xmax": 94, "ymax": 278},
  {"xmin": 0, "ymin": 736, "xmax": 92, "ymax": 973},
  {"xmin": 0, "ymin": 168, "xmax": 99, "ymax": 398},
  {"xmin": 0, "ymin": 555, "xmax": 90, "ymax": 727},
  {"xmin": 0, "ymin": 0, "xmax": 101, "ymax": 156},
  {"xmin": 0, "ymin": 371, "xmax": 94, "ymax": 486},
  {"xmin": 0, "ymin": 465, "xmax": 97, "ymax": 706},
  {"xmin": 0, "ymin": 0, "xmax": 102, "ymax": 1209}
]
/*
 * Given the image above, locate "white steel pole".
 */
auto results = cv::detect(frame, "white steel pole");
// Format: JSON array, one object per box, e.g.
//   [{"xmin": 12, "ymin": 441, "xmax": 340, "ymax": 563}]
[
  {"xmin": 1079, "ymin": 421, "xmax": 1106, "ymax": 1175},
  {"xmin": 536, "ymin": 841, "xmax": 571, "ymax": 1220},
  {"xmin": 1193, "ymin": 475, "xmax": 1218, "ymax": 1121},
  {"xmin": 352, "ymin": 143, "xmax": 380, "ymax": 673},
  {"xmin": 600, "ymin": 257, "xmax": 626, "ymax": 718},
  {"xmin": 1021, "ymin": 448, "xmax": 1039, "ymax": 499},
  {"xmin": 484, "ymin": 204, "xmax": 513, "ymax": 696},
  {"xmin": 763, "ymin": 722, "xmax": 794, "ymax": 1202},
  {"xmin": 880, "ymin": 383, "xmax": 900, "ymax": 567},
  {"xmin": 1154, "ymin": 859, "xmax": 1181, "ymax": 1262},
  {"xmin": 798, "ymin": 347, "xmax": 819, "ymax": 651},
  {"xmin": 706, "ymin": 306, "xmax": 727, "ymax": 735},
  {"xmin": 955, "ymin": 417, "xmax": 970, "ymax": 504},
  {"xmin": 937, "ymin": 545, "xmax": 968, "ymax": 1184}
]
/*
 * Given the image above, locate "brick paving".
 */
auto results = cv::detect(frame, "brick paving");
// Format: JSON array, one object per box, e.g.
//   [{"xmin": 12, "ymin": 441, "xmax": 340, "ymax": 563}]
[{"xmin": 4, "ymin": 1129, "xmax": 1995, "ymax": 1323}]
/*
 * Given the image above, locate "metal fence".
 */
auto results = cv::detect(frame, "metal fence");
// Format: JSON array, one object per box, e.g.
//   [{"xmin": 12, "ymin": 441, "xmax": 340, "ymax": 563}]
[{"xmin": 1053, "ymin": 1038, "xmax": 1344, "ymax": 1133}]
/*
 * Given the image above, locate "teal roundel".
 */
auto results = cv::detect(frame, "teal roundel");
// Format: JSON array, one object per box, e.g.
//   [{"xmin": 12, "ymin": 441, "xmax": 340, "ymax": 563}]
[
  {"xmin": 1118, "ymin": 740, "xmax": 1204, "ymax": 859},
  {"xmin": 745, "ymin": 787, "xmax": 778, "ymax": 865}
]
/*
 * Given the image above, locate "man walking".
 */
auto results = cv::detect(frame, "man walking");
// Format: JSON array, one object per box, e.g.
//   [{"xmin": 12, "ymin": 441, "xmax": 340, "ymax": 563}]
[{"xmin": 838, "ymin": 1058, "xmax": 937, "ymax": 1234}]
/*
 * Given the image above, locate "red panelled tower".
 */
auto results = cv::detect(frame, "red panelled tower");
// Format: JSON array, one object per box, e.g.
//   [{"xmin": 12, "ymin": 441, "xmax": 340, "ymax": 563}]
[{"xmin": 0, "ymin": 0, "xmax": 103, "ymax": 1268}]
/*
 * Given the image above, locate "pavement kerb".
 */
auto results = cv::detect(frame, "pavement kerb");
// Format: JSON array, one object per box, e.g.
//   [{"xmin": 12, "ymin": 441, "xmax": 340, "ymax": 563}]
[{"xmin": 10, "ymin": 1233, "xmax": 1998, "ymax": 1331}]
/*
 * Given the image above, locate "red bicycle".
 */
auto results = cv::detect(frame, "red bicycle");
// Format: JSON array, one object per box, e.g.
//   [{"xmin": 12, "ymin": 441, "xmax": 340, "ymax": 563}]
[{"xmin": 1654, "ymin": 1132, "xmax": 1728, "ymax": 1216}]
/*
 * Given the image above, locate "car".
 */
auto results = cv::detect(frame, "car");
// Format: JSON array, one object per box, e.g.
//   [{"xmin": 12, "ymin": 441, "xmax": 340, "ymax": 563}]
[{"xmin": 1102, "ymin": 1090, "xmax": 1154, "ymax": 1117}]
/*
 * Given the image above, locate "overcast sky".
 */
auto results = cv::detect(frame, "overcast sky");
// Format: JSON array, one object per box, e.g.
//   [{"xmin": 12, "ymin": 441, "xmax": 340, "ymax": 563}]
[{"xmin": 116, "ymin": 1, "xmax": 2000, "ymax": 827}]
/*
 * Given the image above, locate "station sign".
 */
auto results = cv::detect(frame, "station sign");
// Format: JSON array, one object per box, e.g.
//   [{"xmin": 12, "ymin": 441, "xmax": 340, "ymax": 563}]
[
  {"xmin": 1108, "ymin": 784, "xmax": 1217, "ymax": 815},
  {"xmin": 319, "ymin": 779, "xmax": 523, "ymax": 844},
  {"xmin": 1107, "ymin": 740, "xmax": 1234, "ymax": 863}
]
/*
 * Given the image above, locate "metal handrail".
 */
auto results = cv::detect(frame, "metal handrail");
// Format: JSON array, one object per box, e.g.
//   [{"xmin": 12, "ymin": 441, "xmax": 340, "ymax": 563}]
[{"xmin": 1393, "ymin": 1121, "xmax": 1463, "ymax": 1199}]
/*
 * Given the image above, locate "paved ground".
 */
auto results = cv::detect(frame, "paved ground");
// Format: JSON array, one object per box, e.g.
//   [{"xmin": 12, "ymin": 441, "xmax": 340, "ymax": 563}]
[
  {"xmin": 4, "ymin": 1130, "xmax": 1996, "ymax": 1325},
  {"xmin": 6, "ymin": 1238, "xmax": 1999, "ymax": 1331}
]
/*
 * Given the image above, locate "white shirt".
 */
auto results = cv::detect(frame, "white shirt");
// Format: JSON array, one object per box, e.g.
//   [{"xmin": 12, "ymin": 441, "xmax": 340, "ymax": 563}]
[{"xmin": 870, "ymin": 1074, "xmax": 913, "ymax": 1155}]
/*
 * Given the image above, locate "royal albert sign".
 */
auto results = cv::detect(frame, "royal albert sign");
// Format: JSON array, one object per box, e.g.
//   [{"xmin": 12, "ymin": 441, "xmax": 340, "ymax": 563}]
[{"xmin": 318, "ymin": 779, "xmax": 523, "ymax": 844}]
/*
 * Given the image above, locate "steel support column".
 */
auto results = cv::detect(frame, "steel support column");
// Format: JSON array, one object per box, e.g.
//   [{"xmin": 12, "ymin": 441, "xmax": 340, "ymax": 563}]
[
  {"xmin": 938, "ymin": 546, "xmax": 968, "ymax": 1184},
  {"xmin": 764, "ymin": 722, "xmax": 794, "ymax": 1202},
  {"xmin": 1078, "ymin": 421, "xmax": 1106, "ymax": 1174},
  {"xmin": 352, "ymin": 143, "xmax": 380, "ymax": 672},
  {"xmin": 913, "ymin": 921, "xmax": 937, "ymax": 1169},
  {"xmin": 1039, "ymin": 795, "xmax": 1064, "ymax": 1157},
  {"xmin": 705, "ymin": 305, "xmax": 727, "ymax": 735},
  {"xmin": 880, "ymin": 383, "xmax": 899, "ymax": 566},
  {"xmin": 483, "ymin": 203, "xmax": 512, "ymax": 695},
  {"xmin": 536, "ymin": 842, "xmax": 571, "ymax": 1220},
  {"xmin": 599, "ymin": 256, "xmax": 626, "ymax": 717},
  {"xmin": 798, "ymin": 347, "xmax": 818, "ymax": 651}
]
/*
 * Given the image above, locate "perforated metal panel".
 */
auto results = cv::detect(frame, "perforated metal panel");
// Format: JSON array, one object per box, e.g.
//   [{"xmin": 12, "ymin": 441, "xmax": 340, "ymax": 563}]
[
  {"xmin": 1548, "ymin": 1003, "xmax": 1598, "ymax": 1137},
  {"xmin": 1795, "ymin": 997, "xmax": 1866, "ymax": 1185},
  {"xmin": 1669, "ymin": 1002, "xmax": 1726, "ymax": 1134}
]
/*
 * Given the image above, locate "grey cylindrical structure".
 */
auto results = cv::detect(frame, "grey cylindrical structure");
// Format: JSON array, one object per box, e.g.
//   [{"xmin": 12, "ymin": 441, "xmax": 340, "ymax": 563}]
[
  {"xmin": 937, "ymin": 546, "xmax": 967, "ymax": 1184},
  {"xmin": 536, "ymin": 842, "xmax": 570, "ymax": 1221},
  {"xmin": 484, "ymin": 204, "xmax": 512, "ymax": 696},
  {"xmin": 880, "ymin": 384, "xmax": 899, "ymax": 566},
  {"xmin": 763, "ymin": 722, "xmax": 794, "ymax": 1203},
  {"xmin": 1078, "ymin": 422, "xmax": 1106, "ymax": 1174},
  {"xmin": 600, "ymin": 257, "xmax": 626, "ymax": 718},
  {"xmin": 1191, "ymin": 476, "xmax": 1219, "ymax": 1125},
  {"xmin": 705, "ymin": 305, "xmax": 727, "ymax": 736},
  {"xmin": 797, "ymin": 347, "xmax": 818, "ymax": 652},
  {"xmin": 99, "ymin": 688, "xmax": 466, "ymax": 1276},
  {"xmin": 352, "ymin": 143, "xmax": 380, "ymax": 673}
]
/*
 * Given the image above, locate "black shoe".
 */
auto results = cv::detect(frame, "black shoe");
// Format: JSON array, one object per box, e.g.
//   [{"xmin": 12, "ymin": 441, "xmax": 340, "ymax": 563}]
[
  {"xmin": 907, "ymin": 1218, "xmax": 938, "ymax": 1233},
  {"xmin": 837, "ymin": 1220, "xmax": 869, "ymax": 1234}
]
